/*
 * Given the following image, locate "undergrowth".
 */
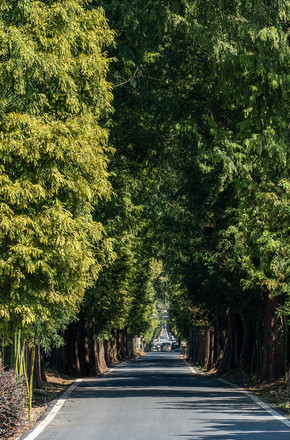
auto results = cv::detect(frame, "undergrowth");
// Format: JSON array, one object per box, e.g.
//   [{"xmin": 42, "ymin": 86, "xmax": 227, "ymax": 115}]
[{"xmin": 0, "ymin": 362, "xmax": 27, "ymax": 438}]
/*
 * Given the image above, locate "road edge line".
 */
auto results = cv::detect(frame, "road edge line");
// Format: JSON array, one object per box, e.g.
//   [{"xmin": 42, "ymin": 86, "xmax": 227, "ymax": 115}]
[
  {"xmin": 22, "ymin": 378, "xmax": 83, "ymax": 440},
  {"xmin": 180, "ymin": 356, "xmax": 200, "ymax": 375},
  {"xmin": 185, "ymin": 359, "xmax": 290, "ymax": 428},
  {"xmin": 189, "ymin": 365, "xmax": 199, "ymax": 374},
  {"xmin": 218, "ymin": 378, "xmax": 290, "ymax": 429}
]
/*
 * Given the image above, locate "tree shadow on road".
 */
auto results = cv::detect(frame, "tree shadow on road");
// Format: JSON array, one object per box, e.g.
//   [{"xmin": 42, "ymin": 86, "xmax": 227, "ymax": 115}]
[{"xmin": 68, "ymin": 354, "xmax": 290, "ymax": 439}]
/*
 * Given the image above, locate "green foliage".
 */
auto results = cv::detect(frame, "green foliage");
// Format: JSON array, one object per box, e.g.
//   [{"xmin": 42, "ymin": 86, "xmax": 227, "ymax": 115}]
[
  {"xmin": 78, "ymin": 0, "xmax": 171, "ymax": 342},
  {"xmin": 1, "ymin": 0, "xmax": 288, "ymax": 363},
  {"xmin": 142, "ymin": 0, "xmax": 289, "ymax": 333},
  {"xmin": 0, "ymin": 0, "xmax": 114, "ymax": 344},
  {"xmin": 88, "ymin": 0, "xmax": 289, "ymax": 345}
]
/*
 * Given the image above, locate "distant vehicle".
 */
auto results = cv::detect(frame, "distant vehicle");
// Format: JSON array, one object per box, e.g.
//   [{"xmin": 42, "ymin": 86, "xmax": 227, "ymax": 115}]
[
  {"xmin": 174, "ymin": 346, "xmax": 181, "ymax": 352},
  {"xmin": 161, "ymin": 343, "xmax": 171, "ymax": 352}
]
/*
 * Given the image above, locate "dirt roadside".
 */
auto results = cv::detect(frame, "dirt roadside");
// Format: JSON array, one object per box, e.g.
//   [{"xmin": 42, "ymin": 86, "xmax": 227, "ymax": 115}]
[{"xmin": 220, "ymin": 371, "xmax": 290, "ymax": 417}]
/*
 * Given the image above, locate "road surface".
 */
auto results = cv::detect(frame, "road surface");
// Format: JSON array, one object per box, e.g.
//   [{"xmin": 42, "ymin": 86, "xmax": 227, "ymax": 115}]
[{"xmin": 23, "ymin": 352, "xmax": 290, "ymax": 440}]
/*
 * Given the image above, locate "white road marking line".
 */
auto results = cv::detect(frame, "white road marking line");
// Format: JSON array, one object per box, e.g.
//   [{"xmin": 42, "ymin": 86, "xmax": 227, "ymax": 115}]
[
  {"xmin": 181, "ymin": 357, "xmax": 199, "ymax": 375},
  {"xmin": 23, "ymin": 378, "xmax": 83, "ymax": 440},
  {"xmin": 218, "ymin": 378, "xmax": 290, "ymax": 429},
  {"xmin": 187, "ymin": 366, "xmax": 290, "ymax": 429},
  {"xmin": 189, "ymin": 366, "xmax": 199, "ymax": 374}
]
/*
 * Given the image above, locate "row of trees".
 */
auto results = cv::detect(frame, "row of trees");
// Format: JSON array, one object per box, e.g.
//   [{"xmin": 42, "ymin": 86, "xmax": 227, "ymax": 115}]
[
  {"xmin": 96, "ymin": 0, "xmax": 289, "ymax": 379},
  {"xmin": 0, "ymin": 0, "xmax": 289, "ymax": 401},
  {"xmin": 150, "ymin": 0, "xmax": 290, "ymax": 379}
]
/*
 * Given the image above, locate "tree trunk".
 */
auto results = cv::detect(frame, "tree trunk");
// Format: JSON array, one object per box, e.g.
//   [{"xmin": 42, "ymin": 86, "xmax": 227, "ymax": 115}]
[
  {"xmin": 189, "ymin": 326, "xmax": 200, "ymax": 364},
  {"xmin": 94, "ymin": 338, "xmax": 108, "ymax": 374},
  {"xmin": 117, "ymin": 329, "xmax": 126, "ymax": 360},
  {"xmin": 286, "ymin": 317, "xmax": 290, "ymax": 389},
  {"xmin": 214, "ymin": 303, "xmax": 227, "ymax": 369},
  {"xmin": 50, "ymin": 324, "xmax": 81, "ymax": 376},
  {"xmin": 126, "ymin": 332, "xmax": 134, "ymax": 357},
  {"xmin": 204, "ymin": 330, "xmax": 212, "ymax": 370},
  {"xmin": 239, "ymin": 320, "xmax": 254, "ymax": 374},
  {"xmin": 220, "ymin": 312, "xmax": 243, "ymax": 371},
  {"xmin": 33, "ymin": 346, "xmax": 46, "ymax": 388},
  {"xmin": 104, "ymin": 332, "xmax": 118, "ymax": 365},
  {"xmin": 261, "ymin": 296, "xmax": 285, "ymax": 380},
  {"xmin": 83, "ymin": 323, "xmax": 93, "ymax": 376}
]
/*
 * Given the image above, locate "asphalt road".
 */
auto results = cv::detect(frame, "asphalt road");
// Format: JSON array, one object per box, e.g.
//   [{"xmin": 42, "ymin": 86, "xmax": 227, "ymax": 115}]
[{"xmin": 23, "ymin": 352, "xmax": 290, "ymax": 440}]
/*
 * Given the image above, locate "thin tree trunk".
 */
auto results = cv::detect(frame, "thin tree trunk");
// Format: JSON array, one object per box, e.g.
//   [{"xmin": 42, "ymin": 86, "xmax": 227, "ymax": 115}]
[
  {"xmin": 261, "ymin": 296, "xmax": 285, "ymax": 380},
  {"xmin": 33, "ymin": 345, "xmax": 46, "ymax": 388}
]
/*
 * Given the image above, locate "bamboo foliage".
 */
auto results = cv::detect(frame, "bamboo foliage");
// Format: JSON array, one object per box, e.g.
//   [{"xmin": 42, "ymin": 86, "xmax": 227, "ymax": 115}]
[{"xmin": 0, "ymin": 1, "xmax": 114, "ymax": 346}]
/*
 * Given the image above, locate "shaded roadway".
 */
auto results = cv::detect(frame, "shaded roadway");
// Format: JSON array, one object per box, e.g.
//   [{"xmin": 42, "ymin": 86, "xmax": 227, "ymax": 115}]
[{"xmin": 23, "ymin": 352, "xmax": 290, "ymax": 440}]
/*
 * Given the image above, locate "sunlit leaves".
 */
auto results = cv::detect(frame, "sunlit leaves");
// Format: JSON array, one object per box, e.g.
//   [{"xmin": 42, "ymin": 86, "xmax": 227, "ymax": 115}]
[{"xmin": 0, "ymin": 0, "xmax": 114, "ymax": 344}]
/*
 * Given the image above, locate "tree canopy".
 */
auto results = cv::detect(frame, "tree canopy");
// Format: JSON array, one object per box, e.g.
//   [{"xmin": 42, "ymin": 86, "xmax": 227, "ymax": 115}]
[
  {"xmin": 0, "ymin": 0, "xmax": 114, "ymax": 345},
  {"xmin": 0, "ymin": 0, "xmax": 289, "ymax": 380}
]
